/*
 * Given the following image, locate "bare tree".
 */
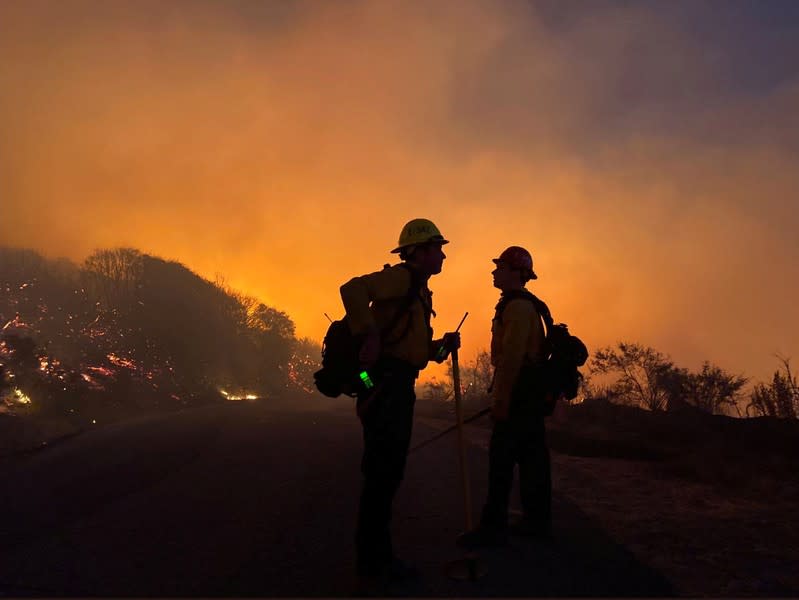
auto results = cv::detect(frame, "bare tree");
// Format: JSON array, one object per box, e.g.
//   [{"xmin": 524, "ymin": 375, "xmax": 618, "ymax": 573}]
[
  {"xmin": 681, "ymin": 362, "xmax": 748, "ymax": 414},
  {"xmin": 590, "ymin": 342, "xmax": 677, "ymax": 411},
  {"xmin": 747, "ymin": 356, "xmax": 798, "ymax": 419},
  {"xmin": 459, "ymin": 349, "xmax": 493, "ymax": 412},
  {"xmin": 419, "ymin": 377, "xmax": 453, "ymax": 404},
  {"xmin": 82, "ymin": 248, "xmax": 143, "ymax": 313}
]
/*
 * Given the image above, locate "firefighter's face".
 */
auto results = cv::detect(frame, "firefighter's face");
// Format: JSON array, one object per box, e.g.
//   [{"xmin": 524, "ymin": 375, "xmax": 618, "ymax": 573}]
[
  {"xmin": 414, "ymin": 242, "xmax": 446, "ymax": 275},
  {"xmin": 492, "ymin": 261, "xmax": 522, "ymax": 290}
]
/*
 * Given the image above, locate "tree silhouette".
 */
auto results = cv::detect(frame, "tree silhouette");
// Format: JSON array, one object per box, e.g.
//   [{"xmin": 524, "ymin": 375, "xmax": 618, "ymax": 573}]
[
  {"xmin": 589, "ymin": 343, "xmax": 749, "ymax": 414},
  {"xmin": 1, "ymin": 246, "xmax": 302, "ymax": 414},
  {"xmin": 590, "ymin": 342, "xmax": 676, "ymax": 411},
  {"xmin": 680, "ymin": 362, "xmax": 748, "ymax": 415},
  {"xmin": 459, "ymin": 349, "xmax": 493, "ymax": 413},
  {"xmin": 132, "ymin": 255, "xmax": 251, "ymax": 394},
  {"xmin": 748, "ymin": 356, "xmax": 798, "ymax": 419},
  {"xmin": 82, "ymin": 248, "xmax": 143, "ymax": 314}
]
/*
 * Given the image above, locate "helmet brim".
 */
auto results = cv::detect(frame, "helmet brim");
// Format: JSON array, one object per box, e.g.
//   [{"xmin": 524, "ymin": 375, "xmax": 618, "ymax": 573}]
[
  {"xmin": 391, "ymin": 237, "xmax": 449, "ymax": 253},
  {"xmin": 492, "ymin": 258, "xmax": 537, "ymax": 279}
]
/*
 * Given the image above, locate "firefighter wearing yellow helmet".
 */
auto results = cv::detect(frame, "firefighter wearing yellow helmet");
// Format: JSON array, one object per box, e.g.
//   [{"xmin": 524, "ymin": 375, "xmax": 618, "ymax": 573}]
[
  {"xmin": 391, "ymin": 218, "xmax": 449, "ymax": 256},
  {"xmin": 339, "ymin": 218, "xmax": 459, "ymax": 590}
]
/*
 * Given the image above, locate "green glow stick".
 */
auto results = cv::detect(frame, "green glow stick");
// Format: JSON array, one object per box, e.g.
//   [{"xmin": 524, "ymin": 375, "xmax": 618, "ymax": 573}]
[{"xmin": 359, "ymin": 370, "xmax": 374, "ymax": 389}]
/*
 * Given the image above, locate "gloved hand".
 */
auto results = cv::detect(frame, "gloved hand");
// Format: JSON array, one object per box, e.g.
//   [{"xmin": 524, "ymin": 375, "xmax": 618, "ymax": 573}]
[
  {"xmin": 434, "ymin": 331, "xmax": 461, "ymax": 361},
  {"xmin": 442, "ymin": 331, "xmax": 461, "ymax": 352}
]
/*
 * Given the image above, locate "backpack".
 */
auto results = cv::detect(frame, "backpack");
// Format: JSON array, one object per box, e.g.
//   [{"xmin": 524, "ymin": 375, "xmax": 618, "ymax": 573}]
[
  {"xmin": 496, "ymin": 290, "xmax": 588, "ymax": 412},
  {"xmin": 313, "ymin": 264, "xmax": 424, "ymax": 398}
]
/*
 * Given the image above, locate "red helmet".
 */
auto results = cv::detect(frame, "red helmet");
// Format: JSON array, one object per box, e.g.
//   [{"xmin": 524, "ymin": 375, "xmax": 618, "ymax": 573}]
[{"xmin": 493, "ymin": 246, "xmax": 537, "ymax": 279}]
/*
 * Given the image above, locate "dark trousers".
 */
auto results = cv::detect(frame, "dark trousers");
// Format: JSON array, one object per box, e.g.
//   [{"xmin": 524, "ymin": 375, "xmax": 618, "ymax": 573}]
[
  {"xmin": 355, "ymin": 359, "xmax": 417, "ymax": 575},
  {"xmin": 480, "ymin": 406, "xmax": 551, "ymax": 531}
]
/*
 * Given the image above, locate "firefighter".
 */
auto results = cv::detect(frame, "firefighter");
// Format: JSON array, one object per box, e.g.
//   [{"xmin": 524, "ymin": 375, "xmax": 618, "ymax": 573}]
[
  {"xmin": 340, "ymin": 218, "xmax": 461, "ymax": 589},
  {"xmin": 458, "ymin": 245, "xmax": 554, "ymax": 548}
]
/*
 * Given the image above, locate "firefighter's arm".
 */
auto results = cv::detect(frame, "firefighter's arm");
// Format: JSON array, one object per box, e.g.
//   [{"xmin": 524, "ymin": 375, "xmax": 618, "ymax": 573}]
[
  {"xmin": 492, "ymin": 300, "xmax": 533, "ymax": 421},
  {"xmin": 339, "ymin": 266, "xmax": 411, "ymax": 336}
]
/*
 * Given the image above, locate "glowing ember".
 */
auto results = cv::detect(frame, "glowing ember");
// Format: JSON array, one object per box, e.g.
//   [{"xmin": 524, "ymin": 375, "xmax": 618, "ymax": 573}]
[
  {"xmin": 2, "ymin": 315, "xmax": 33, "ymax": 334},
  {"xmin": 219, "ymin": 388, "xmax": 260, "ymax": 401},
  {"xmin": 107, "ymin": 353, "xmax": 137, "ymax": 369},
  {"xmin": 81, "ymin": 373, "xmax": 105, "ymax": 390},
  {"xmin": 86, "ymin": 365, "xmax": 115, "ymax": 378},
  {"xmin": 12, "ymin": 388, "xmax": 31, "ymax": 404}
]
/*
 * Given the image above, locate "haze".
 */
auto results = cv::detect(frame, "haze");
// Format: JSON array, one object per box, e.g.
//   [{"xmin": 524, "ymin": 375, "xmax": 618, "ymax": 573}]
[{"xmin": 2, "ymin": 0, "xmax": 797, "ymax": 385}]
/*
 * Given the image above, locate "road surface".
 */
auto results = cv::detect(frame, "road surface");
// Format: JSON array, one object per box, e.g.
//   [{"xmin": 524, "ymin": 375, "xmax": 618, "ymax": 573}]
[{"xmin": 0, "ymin": 398, "xmax": 673, "ymax": 596}]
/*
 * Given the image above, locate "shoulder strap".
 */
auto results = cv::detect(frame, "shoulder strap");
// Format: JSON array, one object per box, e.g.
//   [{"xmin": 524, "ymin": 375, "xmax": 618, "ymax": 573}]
[
  {"xmin": 381, "ymin": 263, "xmax": 427, "ymax": 343},
  {"xmin": 527, "ymin": 292, "xmax": 554, "ymax": 336},
  {"xmin": 495, "ymin": 289, "xmax": 554, "ymax": 336}
]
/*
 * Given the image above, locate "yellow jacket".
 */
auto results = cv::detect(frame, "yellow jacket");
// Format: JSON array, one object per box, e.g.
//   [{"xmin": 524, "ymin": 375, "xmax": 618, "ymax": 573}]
[
  {"xmin": 491, "ymin": 294, "xmax": 546, "ymax": 418},
  {"xmin": 340, "ymin": 263, "xmax": 436, "ymax": 370}
]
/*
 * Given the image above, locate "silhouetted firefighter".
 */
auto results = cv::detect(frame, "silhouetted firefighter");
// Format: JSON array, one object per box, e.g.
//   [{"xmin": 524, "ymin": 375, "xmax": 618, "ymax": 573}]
[
  {"xmin": 339, "ymin": 218, "xmax": 460, "ymax": 593},
  {"xmin": 458, "ymin": 246, "xmax": 556, "ymax": 547}
]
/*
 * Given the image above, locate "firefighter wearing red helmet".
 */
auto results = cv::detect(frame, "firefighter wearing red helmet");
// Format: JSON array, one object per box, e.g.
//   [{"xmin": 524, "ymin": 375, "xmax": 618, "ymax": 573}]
[
  {"xmin": 458, "ymin": 245, "xmax": 553, "ymax": 548},
  {"xmin": 493, "ymin": 246, "xmax": 537, "ymax": 280}
]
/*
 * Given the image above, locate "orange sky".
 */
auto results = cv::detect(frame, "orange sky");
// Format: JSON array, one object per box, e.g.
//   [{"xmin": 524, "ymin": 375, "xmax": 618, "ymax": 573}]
[{"xmin": 2, "ymin": 1, "xmax": 797, "ymax": 386}]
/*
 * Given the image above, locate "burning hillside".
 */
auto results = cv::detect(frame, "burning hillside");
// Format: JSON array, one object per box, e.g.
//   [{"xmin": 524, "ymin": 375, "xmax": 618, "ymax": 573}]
[{"xmin": 0, "ymin": 247, "xmax": 320, "ymax": 422}]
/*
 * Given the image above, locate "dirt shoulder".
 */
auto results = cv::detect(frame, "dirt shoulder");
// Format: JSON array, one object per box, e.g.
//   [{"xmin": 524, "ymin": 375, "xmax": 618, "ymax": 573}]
[
  {"xmin": 419, "ymin": 401, "xmax": 799, "ymax": 597},
  {"xmin": 551, "ymin": 450, "xmax": 799, "ymax": 596}
]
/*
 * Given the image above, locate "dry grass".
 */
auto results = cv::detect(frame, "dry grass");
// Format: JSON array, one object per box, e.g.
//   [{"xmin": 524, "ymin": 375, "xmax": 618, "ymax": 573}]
[
  {"xmin": 547, "ymin": 401, "xmax": 799, "ymax": 596},
  {"xmin": 421, "ymin": 398, "xmax": 799, "ymax": 596},
  {"xmin": 551, "ymin": 451, "xmax": 799, "ymax": 596}
]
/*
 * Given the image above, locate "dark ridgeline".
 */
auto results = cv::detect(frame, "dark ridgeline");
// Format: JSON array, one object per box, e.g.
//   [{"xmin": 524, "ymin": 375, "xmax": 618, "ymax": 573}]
[{"xmin": 0, "ymin": 246, "xmax": 320, "ymax": 424}]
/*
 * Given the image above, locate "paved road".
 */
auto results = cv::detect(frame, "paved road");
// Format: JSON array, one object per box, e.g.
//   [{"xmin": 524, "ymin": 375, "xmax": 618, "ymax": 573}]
[{"xmin": 0, "ymin": 399, "xmax": 673, "ymax": 596}]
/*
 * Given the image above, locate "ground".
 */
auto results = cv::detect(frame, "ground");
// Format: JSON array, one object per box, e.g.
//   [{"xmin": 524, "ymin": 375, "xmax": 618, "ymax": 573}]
[
  {"xmin": 4, "ymin": 395, "xmax": 799, "ymax": 596},
  {"xmin": 415, "ymin": 397, "xmax": 799, "ymax": 596}
]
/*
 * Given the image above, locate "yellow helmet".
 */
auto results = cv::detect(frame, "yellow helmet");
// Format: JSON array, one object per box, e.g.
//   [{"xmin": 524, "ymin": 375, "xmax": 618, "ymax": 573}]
[{"xmin": 391, "ymin": 218, "xmax": 449, "ymax": 253}]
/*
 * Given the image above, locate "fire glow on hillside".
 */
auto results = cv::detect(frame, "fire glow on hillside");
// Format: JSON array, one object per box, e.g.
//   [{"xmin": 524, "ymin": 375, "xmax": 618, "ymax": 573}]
[
  {"xmin": 1, "ymin": 308, "xmax": 184, "ymax": 412},
  {"xmin": 219, "ymin": 389, "xmax": 259, "ymax": 401},
  {"xmin": 0, "ymin": 249, "xmax": 323, "ymax": 417}
]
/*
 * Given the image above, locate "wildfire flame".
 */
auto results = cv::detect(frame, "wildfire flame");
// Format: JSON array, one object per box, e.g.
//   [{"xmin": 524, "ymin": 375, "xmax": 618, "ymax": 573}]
[
  {"xmin": 219, "ymin": 388, "xmax": 259, "ymax": 401},
  {"xmin": 107, "ymin": 353, "xmax": 137, "ymax": 369}
]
